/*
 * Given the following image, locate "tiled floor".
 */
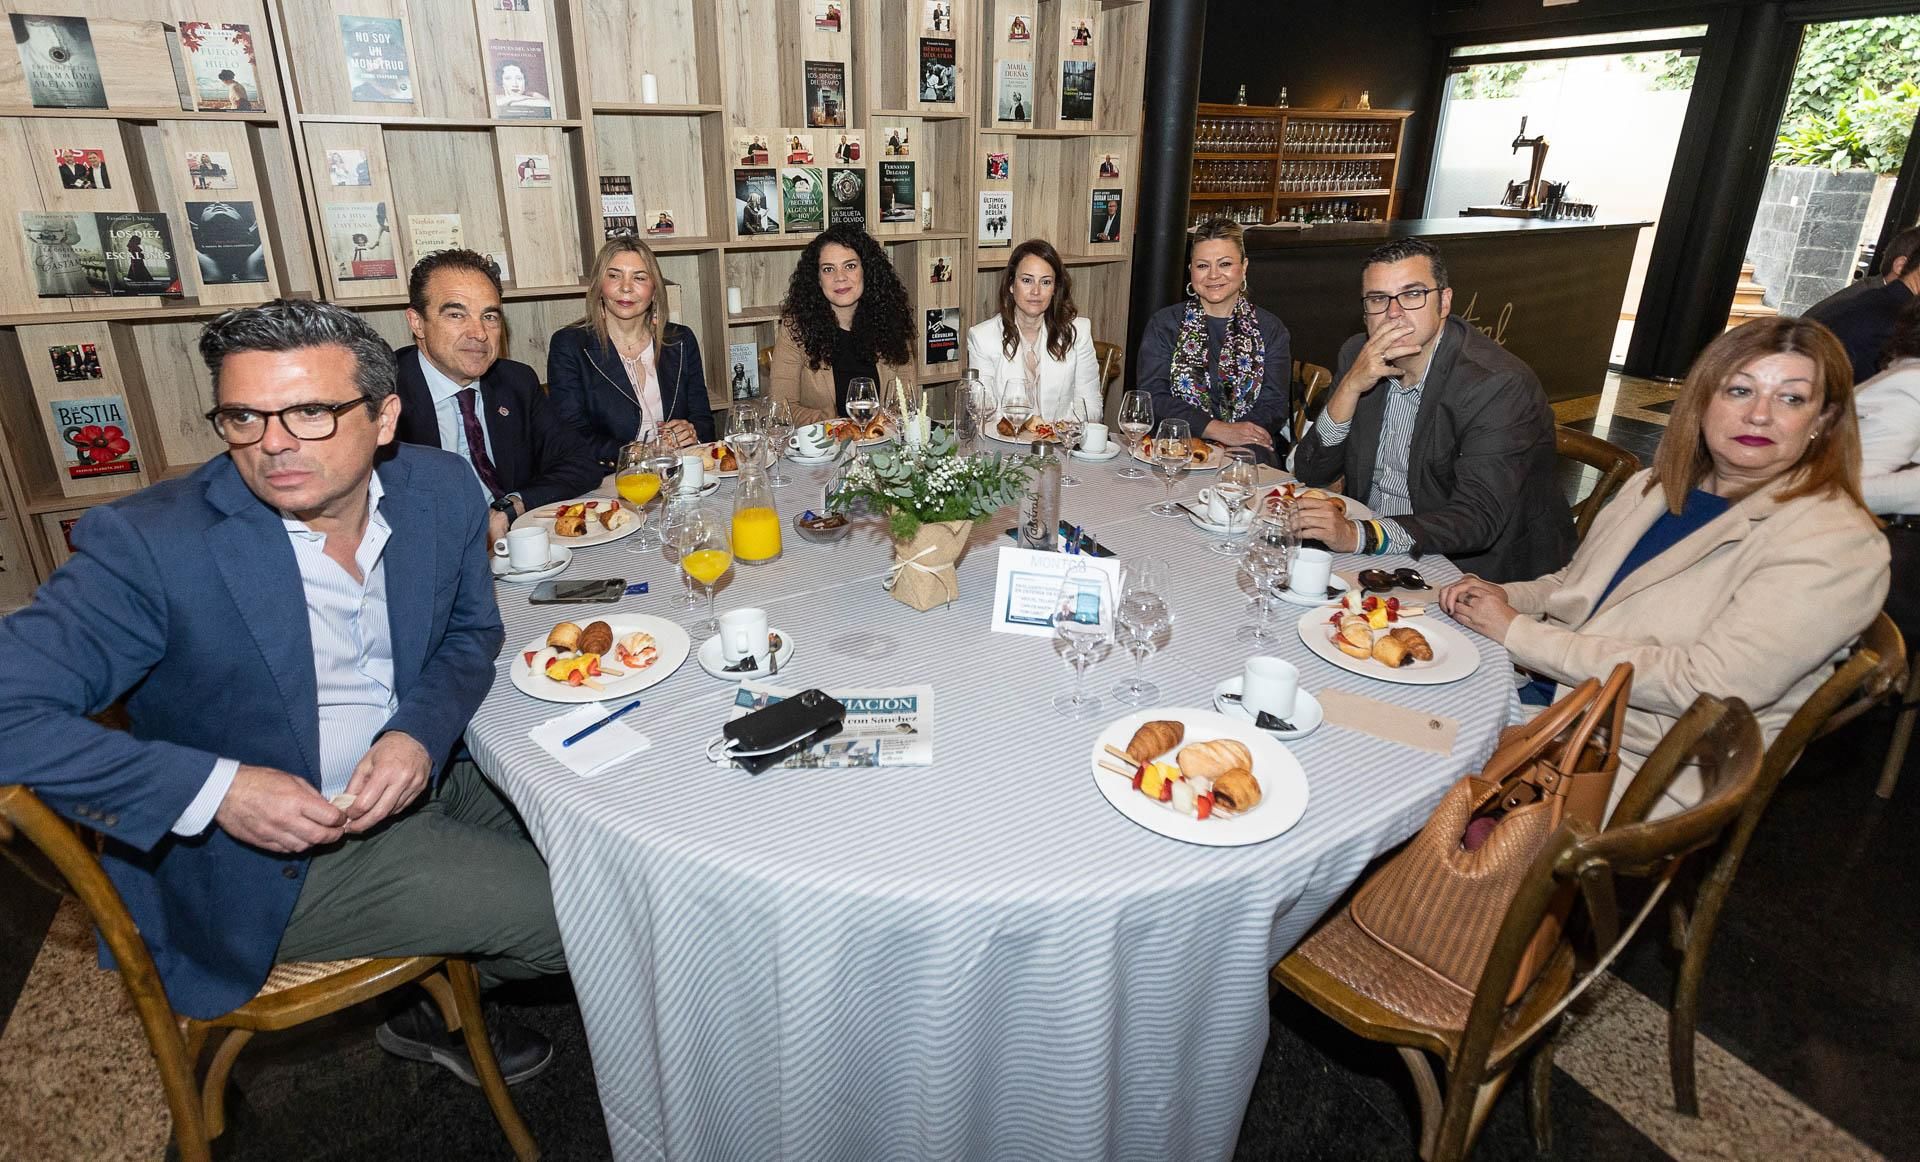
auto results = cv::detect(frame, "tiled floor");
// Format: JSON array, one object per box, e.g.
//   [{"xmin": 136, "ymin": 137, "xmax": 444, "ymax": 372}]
[{"xmin": 4, "ymin": 373, "xmax": 1914, "ymax": 1161}]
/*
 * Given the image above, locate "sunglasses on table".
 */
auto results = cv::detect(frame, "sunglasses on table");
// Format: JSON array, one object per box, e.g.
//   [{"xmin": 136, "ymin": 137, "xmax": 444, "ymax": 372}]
[{"xmin": 1357, "ymin": 567, "xmax": 1431, "ymax": 592}]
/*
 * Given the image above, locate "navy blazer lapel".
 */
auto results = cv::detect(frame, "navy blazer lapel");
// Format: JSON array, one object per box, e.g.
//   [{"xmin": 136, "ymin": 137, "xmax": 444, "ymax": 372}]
[
  {"xmin": 477, "ymin": 368, "xmax": 525, "ymax": 487},
  {"xmin": 375, "ymin": 454, "xmax": 434, "ymax": 694},
  {"xmin": 202, "ymin": 462, "xmax": 324, "ymax": 783}
]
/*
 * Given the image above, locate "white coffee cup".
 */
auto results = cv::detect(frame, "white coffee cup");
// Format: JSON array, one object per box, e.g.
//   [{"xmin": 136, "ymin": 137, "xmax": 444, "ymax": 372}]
[
  {"xmin": 792, "ymin": 422, "xmax": 833, "ymax": 458},
  {"xmin": 495, "ymin": 525, "xmax": 550, "ymax": 570},
  {"xmin": 1242, "ymin": 655, "xmax": 1300, "ymax": 721},
  {"xmin": 1196, "ymin": 487, "xmax": 1252, "ymax": 529},
  {"xmin": 1081, "ymin": 422, "xmax": 1109, "ymax": 454},
  {"xmin": 1289, "ymin": 546, "xmax": 1334, "ymax": 597},
  {"xmin": 718, "ymin": 606, "xmax": 772, "ymax": 668},
  {"xmin": 678, "ymin": 453, "xmax": 706, "ymax": 493}
]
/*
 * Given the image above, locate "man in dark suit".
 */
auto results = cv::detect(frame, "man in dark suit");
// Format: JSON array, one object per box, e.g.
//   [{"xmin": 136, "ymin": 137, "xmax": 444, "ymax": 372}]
[
  {"xmin": 0, "ymin": 300, "xmax": 562, "ymax": 1082},
  {"xmin": 1293, "ymin": 238, "xmax": 1574, "ymax": 583},
  {"xmin": 394, "ymin": 249, "xmax": 600, "ymax": 547},
  {"xmin": 1804, "ymin": 226, "xmax": 1920, "ymax": 385}
]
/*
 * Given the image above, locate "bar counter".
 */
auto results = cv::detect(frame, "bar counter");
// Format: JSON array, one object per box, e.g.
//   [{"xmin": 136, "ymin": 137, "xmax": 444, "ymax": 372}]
[{"xmin": 1242, "ymin": 217, "xmax": 1650, "ymax": 402}]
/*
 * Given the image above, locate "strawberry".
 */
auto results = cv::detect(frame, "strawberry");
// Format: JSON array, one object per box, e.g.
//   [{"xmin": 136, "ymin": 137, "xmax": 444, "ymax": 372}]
[
  {"xmin": 1363, "ymin": 596, "xmax": 1378, "ymax": 611},
  {"xmin": 1196, "ymin": 793, "xmax": 1214, "ymax": 820},
  {"xmin": 566, "ymin": 671, "xmax": 585, "ymax": 686},
  {"xmin": 523, "ymin": 650, "xmax": 536, "ymax": 666},
  {"xmin": 1157, "ymin": 777, "xmax": 1173, "ymax": 802},
  {"xmin": 1387, "ymin": 596, "xmax": 1400, "ymax": 609}
]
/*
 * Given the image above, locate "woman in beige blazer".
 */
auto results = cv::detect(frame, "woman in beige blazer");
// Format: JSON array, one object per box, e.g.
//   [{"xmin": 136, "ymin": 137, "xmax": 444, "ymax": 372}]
[
  {"xmin": 1442, "ymin": 316, "xmax": 1889, "ymax": 816},
  {"xmin": 769, "ymin": 225, "xmax": 918, "ymax": 425}
]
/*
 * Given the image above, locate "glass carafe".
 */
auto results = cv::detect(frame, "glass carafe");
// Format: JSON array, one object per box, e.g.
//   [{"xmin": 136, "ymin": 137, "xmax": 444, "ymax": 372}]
[{"xmin": 730, "ymin": 442, "xmax": 783, "ymax": 565}]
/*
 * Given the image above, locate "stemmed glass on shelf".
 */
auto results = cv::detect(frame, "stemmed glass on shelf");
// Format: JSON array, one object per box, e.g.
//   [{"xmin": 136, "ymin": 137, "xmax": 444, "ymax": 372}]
[
  {"xmin": 1051, "ymin": 566, "xmax": 1109, "ymax": 720},
  {"xmin": 1211, "ymin": 448, "xmax": 1258, "ymax": 557},
  {"xmin": 763, "ymin": 399, "xmax": 796, "ymax": 487},
  {"xmin": 1148, "ymin": 418, "xmax": 1190, "ymax": 516},
  {"xmin": 1239, "ymin": 512, "xmax": 1297, "ymax": 642},
  {"xmin": 1113, "ymin": 557, "xmax": 1171, "ymax": 706},
  {"xmin": 1116, "ymin": 390, "xmax": 1152, "ymax": 479},
  {"xmin": 678, "ymin": 507, "xmax": 732, "ymax": 636}
]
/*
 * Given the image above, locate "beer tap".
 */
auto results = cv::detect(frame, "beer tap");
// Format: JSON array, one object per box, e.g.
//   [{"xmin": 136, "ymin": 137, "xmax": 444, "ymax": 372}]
[{"xmin": 1509, "ymin": 116, "xmax": 1549, "ymax": 211}]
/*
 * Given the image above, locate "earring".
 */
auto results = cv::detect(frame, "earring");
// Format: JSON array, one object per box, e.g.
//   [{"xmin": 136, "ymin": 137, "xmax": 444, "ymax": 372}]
[{"xmin": 1185, "ymin": 282, "xmax": 1196, "ymax": 298}]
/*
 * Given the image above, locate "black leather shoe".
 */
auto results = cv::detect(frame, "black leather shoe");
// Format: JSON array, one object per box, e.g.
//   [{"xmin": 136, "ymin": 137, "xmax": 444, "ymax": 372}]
[{"xmin": 376, "ymin": 995, "xmax": 554, "ymax": 1086}]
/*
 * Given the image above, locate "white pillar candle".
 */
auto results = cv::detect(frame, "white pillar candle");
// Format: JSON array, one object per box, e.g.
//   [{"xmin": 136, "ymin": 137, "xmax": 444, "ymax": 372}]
[
  {"xmin": 727, "ymin": 286, "xmax": 743, "ymax": 314},
  {"xmin": 640, "ymin": 73, "xmax": 659, "ymax": 104}
]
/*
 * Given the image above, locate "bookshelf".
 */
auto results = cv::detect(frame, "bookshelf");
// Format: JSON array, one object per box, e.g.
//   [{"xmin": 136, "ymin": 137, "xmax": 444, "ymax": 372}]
[
  {"xmin": 0, "ymin": 0, "xmax": 1151, "ymax": 592},
  {"xmin": 1189, "ymin": 102, "xmax": 1411, "ymax": 228}
]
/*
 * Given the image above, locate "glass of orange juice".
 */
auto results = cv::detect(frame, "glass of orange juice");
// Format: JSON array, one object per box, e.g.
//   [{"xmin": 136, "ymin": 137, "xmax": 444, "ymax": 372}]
[
  {"xmin": 617, "ymin": 438, "xmax": 679, "ymax": 549},
  {"xmin": 678, "ymin": 508, "xmax": 733, "ymax": 635}
]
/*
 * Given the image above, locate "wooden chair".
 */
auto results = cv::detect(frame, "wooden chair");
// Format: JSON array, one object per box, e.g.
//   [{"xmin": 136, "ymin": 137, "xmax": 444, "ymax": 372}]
[
  {"xmin": 0, "ymin": 785, "xmax": 540, "ymax": 1162},
  {"xmin": 1632, "ymin": 612, "xmax": 1905, "ymax": 1115},
  {"xmin": 1555, "ymin": 426, "xmax": 1641, "ymax": 543},
  {"xmin": 1271, "ymin": 696, "xmax": 1764, "ymax": 1161},
  {"xmin": 1092, "ymin": 339, "xmax": 1123, "ymax": 395},
  {"xmin": 1876, "ymin": 632, "xmax": 1920, "ymax": 800},
  {"xmin": 1290, "ymin": 359, "xmax": 1333, "ymax": 442}
]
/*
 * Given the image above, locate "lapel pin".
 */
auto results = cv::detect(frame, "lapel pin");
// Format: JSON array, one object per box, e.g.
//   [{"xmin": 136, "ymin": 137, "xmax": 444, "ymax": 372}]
[{"xmin": 498, "ymin": 406, "xmax": 510, "ymax": 417}]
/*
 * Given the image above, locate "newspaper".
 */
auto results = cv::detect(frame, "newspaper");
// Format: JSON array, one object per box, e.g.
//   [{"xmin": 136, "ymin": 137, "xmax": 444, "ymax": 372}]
[{"xmin": 727, "ymin": 681, "xmax": 934, "ymax": 768}]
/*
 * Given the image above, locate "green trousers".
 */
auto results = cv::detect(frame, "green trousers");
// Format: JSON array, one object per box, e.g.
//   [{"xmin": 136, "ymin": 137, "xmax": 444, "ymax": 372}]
[{"xmin": 276, "ymin": 761, "xmax": 567, "ymax": 988}]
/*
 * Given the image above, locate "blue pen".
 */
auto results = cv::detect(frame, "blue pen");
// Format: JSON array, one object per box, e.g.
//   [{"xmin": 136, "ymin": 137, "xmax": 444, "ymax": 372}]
[{"xmin": 563, "ymin": 698, "xmax": 643, "ymax": 747}]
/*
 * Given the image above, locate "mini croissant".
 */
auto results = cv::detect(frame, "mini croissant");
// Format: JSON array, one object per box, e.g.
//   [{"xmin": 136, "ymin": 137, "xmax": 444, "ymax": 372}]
[
  {"xmin": 1210, "ymin": 768, "xmax": 1262, "ymax": 813},
  {"xmin": 1177, "ymin": 738, "xmax": 1254, "ymax": 780},
  {"xmin": 1124, "ymin": 720, "xmax": 1184, "ymax": 764}
]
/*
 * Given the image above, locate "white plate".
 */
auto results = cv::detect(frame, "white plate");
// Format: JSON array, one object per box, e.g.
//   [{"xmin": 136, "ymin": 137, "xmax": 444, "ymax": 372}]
[
  {"xmin": 1178, "ymin": 499, "xmax": 1253, "ymax": 536},
  {"xmin": 1295, "ymin": 607, "xmax": 1482, "ymax": 686},
  {"xmin": 515, "ymin": 497, "xmax": 643, "ymax": 548},
  {"xmin": 1088, "ymin": 707, "xmax": 1310, "ymax": 847},
  {"xmin": 1272, "ymin": 572, "xmax": 1352, "ymax": 607},
  {"xmin": 1213, "ymin": 677, "xmax": 1324, "ymax": 741},
  {"xmin": 1256, "ymin": 485, "xmax": 1374, "ymax": 521},
  {"xmin": 695, "ymin": 628, "xmax": 795, "ymax": 679},
  {"xmin": 984, "ymin": 425, "xmax": 1063, "ymax": 447},
  {"xmin": 1130, "ymin": 443, "xmax": 1227, "ymax": 472},
  {"xmin": 825, "ymin": 420, "xmax": 893, "ymax": 447},
  {"xmin": 491, "ymin": 546, "xmax": 573, "ymax": 584},
  {"xmin": 510, "ymin": 616, "xmax": 692, "ymax": 703},
  {"xmin": 1071, "ymin": 445, "xmax": 1122, "ymax": 462}
]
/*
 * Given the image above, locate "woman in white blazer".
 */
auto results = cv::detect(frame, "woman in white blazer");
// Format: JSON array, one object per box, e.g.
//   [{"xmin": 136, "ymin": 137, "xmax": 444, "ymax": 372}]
[{"xmin": 966, "ymin": 239, "xmax": 1103, "ymax": 424}]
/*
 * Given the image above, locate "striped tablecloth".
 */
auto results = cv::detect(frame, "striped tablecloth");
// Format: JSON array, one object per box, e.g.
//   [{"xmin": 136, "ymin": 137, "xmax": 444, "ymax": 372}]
[{"xmin": 466, "ymin": 455, "xmax": 1512, "ymax": 1162}]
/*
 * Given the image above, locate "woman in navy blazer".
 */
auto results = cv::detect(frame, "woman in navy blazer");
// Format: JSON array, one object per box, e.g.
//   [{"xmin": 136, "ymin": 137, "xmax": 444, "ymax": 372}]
[{"xmin": 548, "ymin": 236, "xmax": 715, "ymax": 468}]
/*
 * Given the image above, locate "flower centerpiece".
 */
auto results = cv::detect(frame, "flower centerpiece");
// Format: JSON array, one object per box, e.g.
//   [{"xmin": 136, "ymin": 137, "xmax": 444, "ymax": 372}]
[{"xmin": 829, "ymin": 425, "xmax": 1044, "ymax": 610}]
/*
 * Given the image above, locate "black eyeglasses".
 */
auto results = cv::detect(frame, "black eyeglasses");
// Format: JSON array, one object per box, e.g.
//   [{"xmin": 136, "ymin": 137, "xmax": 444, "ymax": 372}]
[
  {"xmin": 204, "ymin": 396, "xmax": 372, "ymax": 446},
  {"xmin": 1360, "ymin": 287, "xmax": 1437, "ymax": 315}
]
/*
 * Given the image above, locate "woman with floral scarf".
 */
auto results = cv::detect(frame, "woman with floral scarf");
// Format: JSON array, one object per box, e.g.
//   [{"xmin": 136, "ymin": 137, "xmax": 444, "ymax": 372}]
[{"xmin": 1136, "ymin": 218, "xmax": 1292, "ymax": 464}]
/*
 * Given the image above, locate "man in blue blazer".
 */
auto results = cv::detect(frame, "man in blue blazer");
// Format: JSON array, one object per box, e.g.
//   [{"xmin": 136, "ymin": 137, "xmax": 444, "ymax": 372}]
[
  {"xmin": 393, "ymin": 249, "xmax": 601, "ymax": 547},
  {"xmin": 0, "ymin": 300, "xmax": 563, "ymax": 1083}
]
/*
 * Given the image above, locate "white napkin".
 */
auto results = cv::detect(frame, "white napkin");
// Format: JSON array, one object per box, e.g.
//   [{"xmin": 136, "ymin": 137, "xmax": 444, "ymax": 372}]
[{"xmin": 529, "ymin": 704, "xmax": 653, "ymax": 777}]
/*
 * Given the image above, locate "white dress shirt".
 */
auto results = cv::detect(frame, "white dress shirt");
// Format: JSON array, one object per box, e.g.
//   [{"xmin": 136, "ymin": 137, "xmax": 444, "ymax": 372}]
[
  {"xmin": 419, "ymin": 350, "xmax": 503, "ymax": 505},
  {"xmin": 173, "ymin": 474, "xmax": 398, "ymax": 835},
  {"xmin": 1855, "ymin": 358, "xmax": 1920, "ymax": 515}
]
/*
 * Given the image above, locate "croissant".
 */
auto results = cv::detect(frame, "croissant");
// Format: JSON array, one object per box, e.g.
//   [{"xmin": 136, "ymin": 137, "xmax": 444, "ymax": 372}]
[
  {"xmin": 554, "ymin": 511, "xmax": 586, "ymax": 537},
  {"xmin": 1371, "ymin": 633, "xmax": 1410, "ymax": 667},
  {"xmin": 1178, "ymin": 738, "xmax": 1254, "ymax": 780},
  {"xmin": 1125, "ymin": 720, "xmax": 1184, "ymax": 764},
  {"xmin": 1390, "ymin": 626, "xmax": 1433, "ymax": 661},
  {"xmin": 997, "ymin": 416, "xmax": 1017, "ymax": 437},
  {"xmin": 579, "ymin": 620, "xmax": 614, "ymax": 657},
  {"xmin": 547, "ymin": 622, "xmax": 582, "ymax": 651},
  {"xmin": 1210, "ymin": 768, "xmax": 1262, "ymax": 813}
]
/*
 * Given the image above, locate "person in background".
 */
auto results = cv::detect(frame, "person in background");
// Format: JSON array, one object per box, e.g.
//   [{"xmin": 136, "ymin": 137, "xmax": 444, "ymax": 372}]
[
  {"xmin": 1851, "ymin": 296, "xmax": 1920, "ymax": 644},
  {"xmin": 1442, "ymin": 315, "xmax": 1888, "ymax": 818},
  {"xmin": 393, "ymin": 250, "xmax": 600, "ymax": 547},
  {"xmin": 769, "ymin": 224, "xmax": 917, "ymax": 425},
  {"xmin": 1804, "ymin": 225, "xmax": 1920, "ymax": 386},
  {"xmin": 1136, "ymin": 217, "xmax": 1291, "ymax": 464},
  {"xmin": 1292, "ymin": 236, "xmax": 1573, "ymax": 582},
  {"xmin": 548, "ymin": 236, "xmax": 714, "ymax": 471},
  {"xmin": 967, "ymin": 239, "xmax": 1101, "ymax": 424}
]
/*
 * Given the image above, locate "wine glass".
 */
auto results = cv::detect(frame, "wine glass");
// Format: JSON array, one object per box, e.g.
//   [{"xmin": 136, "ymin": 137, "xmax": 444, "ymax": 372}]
[
  {"xmin": 658, "ymin": 495, "xmax": 703, "ymax": 609},
  {"xmin": 1117, "ymin": 390, "xmax": 1152, "ymax": 479},
  {"xmin": 999, "ymin": 374, "xmax": 1034, "ymax": 439},
  {"xmin": 725, "ymin": 402, "xmax": 768, "ymax": 470},
  {"xmin": 966, "ymin": 375, "xmax": 998, "ymax": 448},
  {"xmin": 763, "ymin": 399, "xmax": 796, "ymax": 487},
  {"xmin": 1148, "ymin": 419, "xmax": 1191, "ymax": 516},
  {"xmin": 1051, "ymin": 566, "xmax": 1109, "ymax": 720},
  {"xmin": 1210, "ymin": 449, "xmax": 1257, "ymax": 557},
  {"xmin": 616, "ymin": 440, "xmax": 665, "ymax": 550},
  {"xmin": 845, "ymin": 376, "xmax": 880, "ymax": 461},
  {"xmin": 1113, "ymin": 558, "xmax": 1171, "ymax": 705},
  {"xmin": 638, "ymin": 437, "xmax": 683, "ymax": 548},
  {"xmin": 678, "ymin": 508, "xmax": 732, "ymax": 636},
  {"xmin": 1239, "ymin": 514, "xmax": 1296, "ymax": 642},
  {"xmin": 1055, "ymin": 397, "xmax": 1090, "ymax": 488}
]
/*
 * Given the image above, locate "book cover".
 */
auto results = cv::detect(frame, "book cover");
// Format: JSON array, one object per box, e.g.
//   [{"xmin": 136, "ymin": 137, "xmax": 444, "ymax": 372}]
[
  {"xmin": 733, "ymin": 130, "xmax": 771, "ymax": 166},
  {"xmin": 48, "ymin": 396, "xmax": 138, "ymax": 480},
  {"xmin": 179, "ymin": 22, "xmax": 263, "ymax": 111},
  {"xmin": 1007, "ymin": 13, "xmax": 1031, "ymax": 41},
  {"xmin": 48, "ymin": 342, "xmax": 102, "ymax": 382},
  {"xmin": 879, "ymin": 126, "xmax": 911, "ymax": 158},
  {"xmin": 978, "ymin": 190, "xmax": 1012, "ymax": 247},
  {"xmin": 495, "ymin": 0, "xmax": 531, "ymax": 9},
  {"xmin": 928, "ymin": 255, "xmax": 952, "ymax": 283},
  {"xmin": 783, "ymin": 132, "xmax": 816, "ymax": 165},
  {"xmin": 734, "ymin": 170, "xmax": 780, "ymax": 235},
  {"xmin": 782, "ymin": 167, "xmax": 825, "ymax": 234},
  {"xmin": 1089, "ymin": 188, "xmax": 1122, "ymax": 243},
  {"xmin": 326, "ymin": 148, "xmax": 371, "ymax": 187},
  {"xmin": 600, "ymin": 174, "xmax": 636, "ymax": 236},
  {"xmin": 1061, "ymin": 60, "xmax": 1095, "ymax": 121},
  {"xmin": 727, "ymin": 341, "xmax": 760, "ymax": 401},
  {"xmin": 923, "ymin": 0, "xmax": 951, "ymax": 32},
  {"xmin": 406, "ymin": 212, "xmax": 464, "ymax": 266},
  {"xmin": 1067, "ymin": 17, "xmax": 1093, "ymax": 48},
  {"xmin": 488, "ymin": 39, "xmax": 554, "ymax": 119},
  {"xmin": 514, "ymin": 154, "xmax": 552, "ymax": 187},
  {"xmin": 186, "ymin": 150, "xmax": 238, "ymax": 190},
  {"xmin": 995, "ymin": 60, "xmax": 1031, "ymax": 123},
  {"xmin": 827, "ymin": 168, "xmax": 866, "ymax": 229},
  {"xmin": 645, "ymin": 209, "xmax": 675, "ymax": 236},
  {"xmin": 163, "ymin": 23, "xmax": 196, "ymax": 111},
  {"xmin": 924, "ymin": 307, "xmax": 959, "ymax": 363},
  {"xmin": 813, "ymin": 0, "xmax": 842, "ymax": 32},
  {"xmin": 877, "ymin": 161, "xmax": 916, "ymax": 223},
  {"xmin": 187, "ymin": 200, "xmax": 267, "ymax": 284},
  {"xmin": 489, "ymin": 250, "xmax": 511, "ymax": 281},
  {"xmin": 99, "ymin": 213, "xmax": 181, "ymax": 296},
  {"xmin": 339, "ymin": 15, "xmax": 413, "ymax": 104},
  {"xmin": 805, "ymin": 59, "xmax": 846, "ymax": 128},
  {"xmin": 1095, "ymin": 147, "xmax": 1123, "ymax": 180},
  {"xmin": 21, "ymin": 212, "xmax": 104, "ymax": 297},
  {"xmin": 324, "ymin": 202, "xmax": 396, "ymax": 281},
  {"xmin": 10, "ymin": 14, "xmax": 106, "ymax": 109},
  {"xmin": 828, "ymin": 130, "xmax": 863, "ymax": 165},
  {"xmin": 918, "ymin": 38, "xmax": 955, "ymax": 103},
  {"xmin": 52, "ymin": 148, "xmax": 108, "ymax": 190},
  {"xmin": 984, "ymin": 150, "xmax": 1009, "ymax": 181}
]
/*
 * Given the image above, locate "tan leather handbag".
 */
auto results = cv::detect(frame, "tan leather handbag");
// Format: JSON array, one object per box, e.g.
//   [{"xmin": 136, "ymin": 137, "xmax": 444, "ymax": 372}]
[{"xmin": 1348, "ymin": 664, "xmax": 1630, "ymax": 1003}]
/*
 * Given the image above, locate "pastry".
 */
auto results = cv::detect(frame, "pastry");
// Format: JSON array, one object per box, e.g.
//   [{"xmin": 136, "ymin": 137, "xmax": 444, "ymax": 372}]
[
  {"xmin": 615, "ymin": 631, "xmax": 658, "ymax": 669},
  {"xmin": 1390, "ymin": 626, "xmax": 1434, "ymax": 661},
  {"xmin": 547, "ymin": 622, "xmax": 582, "ymax": 651},
  {"xmin": 1210, "ymin": 768, "xmax": 1262, "ymax": 813},
  {"xmin": 1177, "ymin": 738, "xmax": 1254, "ymax": 780},
  {"xmin": 1124, "ymin": 719, "xmax": 1184, "ymax": 764},
  {"xmin": 579, "ymin": 620, "xmax": 614, "ymax": 656},
  {"xmin": 554, "ymin": 510, "xmax": 586, "ymax": 537},
  {"xmin": 1187, "ymin": 438, "xmax": 1212, "ymax": 464},
  {"xmin": 1371, "ymin": 633, "xmax": 1410, "ymax": 667},
  {"xmin": 599, "ymin": 501, "xmax": 633, "ymax": 530},
  {"xmin": 1336, "ymin": 615, "xmax": 1373, "ymax": 657},
  {"xmin": 701, "ymin": 444, "xmax": 738, "ymax": 472}
]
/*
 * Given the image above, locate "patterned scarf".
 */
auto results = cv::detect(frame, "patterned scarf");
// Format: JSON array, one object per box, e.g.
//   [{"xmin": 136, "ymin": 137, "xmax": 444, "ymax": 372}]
[{"xmin": 1169, "ymin": 294, "xmax": 1264, "ymax": 422}]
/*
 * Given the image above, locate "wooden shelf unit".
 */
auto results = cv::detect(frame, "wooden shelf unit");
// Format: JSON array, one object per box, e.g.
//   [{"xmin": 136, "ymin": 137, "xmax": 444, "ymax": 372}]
[
  {"xmin": 0, "ymin": 0, "xmax": 1151, "ymax": 593},
  {"xmin": 1188, "ymin": 102, "xmax": 1411, "ymax": 228}
]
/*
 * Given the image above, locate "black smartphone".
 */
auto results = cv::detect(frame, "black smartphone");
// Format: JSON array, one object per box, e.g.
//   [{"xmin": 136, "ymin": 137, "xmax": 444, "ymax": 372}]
[
  {"xmin": 723, "ymin": 689, "xmax": 846, "ymax": 774},
  {"xmin": 529, "ymin": 579, "xmax": 626, "ymax": 604}
]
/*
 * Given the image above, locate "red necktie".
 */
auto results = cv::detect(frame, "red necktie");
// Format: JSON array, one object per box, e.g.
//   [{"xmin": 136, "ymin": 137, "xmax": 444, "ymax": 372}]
[{"xmin": 454, "ymin": 387, "xmax": 504, "ymax": 500}]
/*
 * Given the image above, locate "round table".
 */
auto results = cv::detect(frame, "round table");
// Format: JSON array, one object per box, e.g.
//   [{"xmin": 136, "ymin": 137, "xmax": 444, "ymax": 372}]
[{"xmin": 465, "ymin": 453, "xmax": 1513, "ymax": 1162}]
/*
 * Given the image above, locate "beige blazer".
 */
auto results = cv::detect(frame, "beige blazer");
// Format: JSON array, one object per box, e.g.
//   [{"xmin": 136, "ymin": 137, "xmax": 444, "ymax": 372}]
[
  {"xmin": 1502, "ymin": 468, "xmax": 1888, "ymax": 813},
  {"xmin": 768, "ymin": 323, "xmax": 918, "ymax": 426}
]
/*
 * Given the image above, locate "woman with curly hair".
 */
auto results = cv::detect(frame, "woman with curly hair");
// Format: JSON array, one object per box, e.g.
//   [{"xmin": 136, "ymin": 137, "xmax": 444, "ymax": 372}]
[{"xmin": 770, "ymin": 225, "xmax": 918, "ymax": 424}]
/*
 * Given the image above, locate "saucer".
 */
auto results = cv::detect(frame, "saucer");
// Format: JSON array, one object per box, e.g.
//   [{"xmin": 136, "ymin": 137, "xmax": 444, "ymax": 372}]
[
  {"xmin": 696, "ymin": 628, "xmax": 795, "ymax": 679},
  {"xmin": 788, "ymin": 452, "xmax": 838, "ymax": 466},
  {"xmin": 491, "ymin": 546, "xmax": 572, "ymax": 584},
  {"xmin": 674, "ymin": 479, "xmax": 722, "ymax": 499},
  {"xmin": 1213, "ymin": 677, "xmax": 1323, "ymax": 741},
  {"xmin": 1272, "ymin": 573, "xmax": 1352, "ymax": 606},
  {"xmin": 1070, "ymin": 445, "xmax": 1122, "ymax": 462}
]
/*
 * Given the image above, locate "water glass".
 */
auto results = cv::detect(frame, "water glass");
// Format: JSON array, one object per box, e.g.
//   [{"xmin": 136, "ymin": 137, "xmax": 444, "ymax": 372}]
[
  {"xmin": 1055, "ymin": 398, "xmax": 1090, "ymax": 488},
  {"xmin": 1052, "ymin": 567, "xmax": 1109, "ymax": 720},
  {"xmin": 1239, "ymin": 514, "xmax": 1296, "ymax": 642},
  {"xmin": 1149, "ymin": 418, "xmax": 1191, "ymax": 516},
  {"xmin": 1113, "ymin": 558, "xmax": 1171, "ymax": 705},
  {"xmin": 1117, "ymin": 389, "xmax": 1152, "ymax": 479},
  {"xmin": 1211, "ymin": 449, "xmax": 1257, "ymax": 557},
  {"xmin": 763, "ymin": 399, "xmax": 796, "ymax": 487}
]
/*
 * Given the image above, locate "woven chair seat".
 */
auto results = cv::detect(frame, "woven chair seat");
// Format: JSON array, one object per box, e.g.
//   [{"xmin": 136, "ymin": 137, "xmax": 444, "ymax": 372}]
[
  {"xmin": 258, "ymin": 958, "xmax": 378, "ymax": 997},
  {"xmin": 1292, "ymin": 910, "xmax": 1474, "ymax": 1033}
]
